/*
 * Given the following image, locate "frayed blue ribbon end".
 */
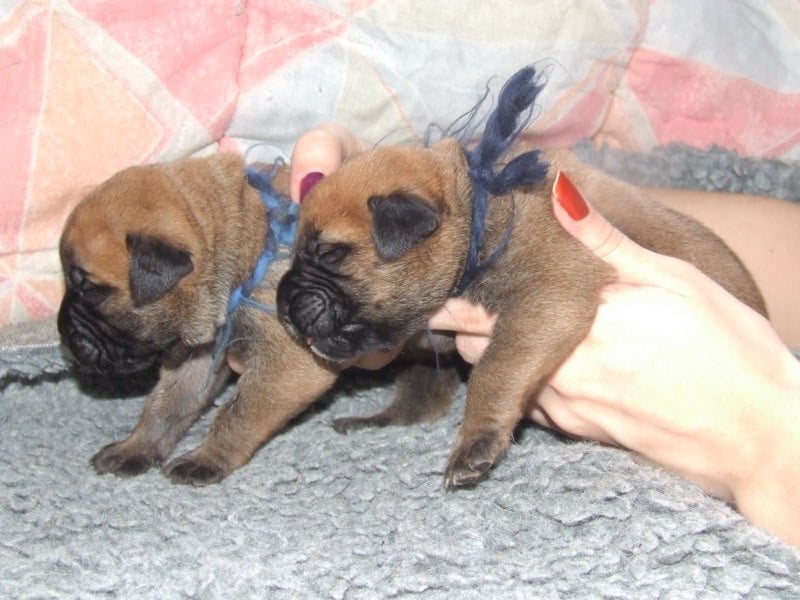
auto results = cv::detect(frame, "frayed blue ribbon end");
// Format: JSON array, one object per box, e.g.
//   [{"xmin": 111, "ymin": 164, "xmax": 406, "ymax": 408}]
[{"xmin": 455, "ymin": 66, "xmax": 550, "ymax": 295}]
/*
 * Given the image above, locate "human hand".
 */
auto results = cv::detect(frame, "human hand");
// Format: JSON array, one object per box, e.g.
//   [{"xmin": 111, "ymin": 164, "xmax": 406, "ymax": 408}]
[
  {"xmin": 541, "ymin": 172, "xmax": 799, "ymax": 487},
  {"xmin": 431, "ymin": 172, "xmax": 800, "ymax": 545},
  {"xmin": 546, "ymin": 172, "xmax": 800, "ymax": 544}
]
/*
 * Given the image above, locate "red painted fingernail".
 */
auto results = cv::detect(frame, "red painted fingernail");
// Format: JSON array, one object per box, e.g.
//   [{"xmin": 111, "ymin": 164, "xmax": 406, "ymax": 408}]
[
  {"xmin": 299, "ymin": 172, "xmax": 324, "ymax": 202},
  {"xmin": 553, "ymin": 171, "xmax": 590, "ymax": 221}
]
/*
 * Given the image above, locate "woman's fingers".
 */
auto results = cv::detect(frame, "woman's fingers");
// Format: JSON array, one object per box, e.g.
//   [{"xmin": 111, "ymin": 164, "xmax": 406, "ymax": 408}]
[
  {"xmin": 428, "ymin": 298, "xmax": 496, "ymax": 336},
  {"xmin": 289, "ymin": 123, "xmax": 370, "ymax": 202},
  {"xmin": 551, "ymin": 171, "xmax": 694, "ymax": 290},
  {"xmin": 428, "ymin": 299, "xmax": 497, "ymax": 364}
]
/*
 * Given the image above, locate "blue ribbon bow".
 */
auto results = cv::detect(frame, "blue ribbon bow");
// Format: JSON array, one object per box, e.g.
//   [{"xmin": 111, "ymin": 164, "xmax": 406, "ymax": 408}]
[{"xmin": 455, "ymin": 66, "xmax": 550, "ymax": 295}]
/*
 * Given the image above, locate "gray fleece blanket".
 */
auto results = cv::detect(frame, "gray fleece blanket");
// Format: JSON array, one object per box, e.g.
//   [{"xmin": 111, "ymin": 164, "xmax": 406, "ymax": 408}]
[{"xmin": 2, "ymin": 144, "xmax": 799, "ymax": 599}]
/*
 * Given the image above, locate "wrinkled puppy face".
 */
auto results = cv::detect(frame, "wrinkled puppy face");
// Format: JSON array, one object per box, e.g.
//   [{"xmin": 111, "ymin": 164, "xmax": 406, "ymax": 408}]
[
  {"xmin": 58, "ymin": 170, "xmax": 199, "ymax": 375},
  {"xmin": 277, "ymin": 140, "xmax": 472, "ymax": 363}
]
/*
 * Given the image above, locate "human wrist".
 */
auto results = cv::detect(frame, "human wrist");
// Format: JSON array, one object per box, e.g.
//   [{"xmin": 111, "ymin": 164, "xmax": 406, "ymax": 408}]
[
  {"xmin": 730, "ymin": 357, "xmax": 800, "ymax": 544},
  {"xmin": 683, "ymin": 350, "xmax": 800, "ymax": 504},
  {"xmin": 734, "ymin": 440, "xmax": 800, "ymax": 546}
]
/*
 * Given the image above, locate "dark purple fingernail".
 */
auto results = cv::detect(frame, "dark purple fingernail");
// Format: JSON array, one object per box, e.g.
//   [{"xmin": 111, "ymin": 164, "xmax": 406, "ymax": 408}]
[{"xmin": 299, "ymin": 172, "xmax": 324, "ymax": 202}]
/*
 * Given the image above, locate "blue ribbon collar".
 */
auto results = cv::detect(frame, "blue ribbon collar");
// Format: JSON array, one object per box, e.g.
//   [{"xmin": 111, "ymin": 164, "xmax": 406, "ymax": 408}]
[
  {"xmin": 454, "ymin": 66, "xmax": 550, "ymax": 295},
  {"xmin": 212, "ymin": 163, "xmax": 298, "ymax": 361}
]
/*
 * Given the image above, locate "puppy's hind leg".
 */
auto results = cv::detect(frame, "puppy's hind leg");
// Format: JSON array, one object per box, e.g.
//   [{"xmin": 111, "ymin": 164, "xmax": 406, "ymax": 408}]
[
  {"xmin": 91, "ymin": 352, "xmax": 231, "ymax": 477},
  {"xmin": 333, "ymin": 363, "xmax": 460, "ymax": 433}
]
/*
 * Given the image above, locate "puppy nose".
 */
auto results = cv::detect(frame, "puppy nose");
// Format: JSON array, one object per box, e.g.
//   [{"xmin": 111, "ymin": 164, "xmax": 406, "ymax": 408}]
[{"xmin": 287, "ymin": 290, "xmax": 351, "ymax": 340}]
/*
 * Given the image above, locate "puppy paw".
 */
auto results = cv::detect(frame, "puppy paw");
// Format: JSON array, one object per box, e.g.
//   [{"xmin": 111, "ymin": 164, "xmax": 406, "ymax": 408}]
[
  {"xmin": 163, "ymin": 454, "xmax": 229, "ymax": 486},
  {"xmin": 91, "ymin": 442, "xmax": 160, "ymax": 477},
  {"xmin": 443, "ymin": 434, "xmax": 505, "ymax": 490}
]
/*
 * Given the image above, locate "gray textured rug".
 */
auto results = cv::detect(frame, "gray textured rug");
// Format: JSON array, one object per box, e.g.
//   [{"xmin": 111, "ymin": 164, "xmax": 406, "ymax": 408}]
[{"xmin": 2, "ymin": 144, "xmax": 799, "ymax": 599}]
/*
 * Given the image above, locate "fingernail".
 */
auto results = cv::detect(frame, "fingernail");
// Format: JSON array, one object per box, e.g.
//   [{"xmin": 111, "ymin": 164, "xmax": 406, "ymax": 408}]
[
  {"xmin": 299, "ymin": 172, "xmax": 324, "ymax": 202},
  {"xmin": 553, "ymin": 171, "xmax": 589, "ymax": 221}
]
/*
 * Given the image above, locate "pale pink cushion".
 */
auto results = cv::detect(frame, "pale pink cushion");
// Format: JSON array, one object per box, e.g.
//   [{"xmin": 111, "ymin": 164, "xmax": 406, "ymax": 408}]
[
  {"xmin": 2, "ymin": 0, "xmax": 797, "ymax": 327},
  {"xmin": 594, "ymin": 0, "xmax": 800, "ymax": 159}
]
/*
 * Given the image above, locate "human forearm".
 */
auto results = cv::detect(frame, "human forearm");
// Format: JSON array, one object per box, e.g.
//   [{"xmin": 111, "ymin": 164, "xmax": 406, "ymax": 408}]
[{"xmin": 647, "ymin": 187, "xmax": 800, "ymax": 349}]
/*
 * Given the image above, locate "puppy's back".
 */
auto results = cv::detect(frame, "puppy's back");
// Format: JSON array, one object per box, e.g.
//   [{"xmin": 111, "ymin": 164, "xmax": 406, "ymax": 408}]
[{"xmin": 544, "ymin": 150, "xmax": 768, "ymax": 317}]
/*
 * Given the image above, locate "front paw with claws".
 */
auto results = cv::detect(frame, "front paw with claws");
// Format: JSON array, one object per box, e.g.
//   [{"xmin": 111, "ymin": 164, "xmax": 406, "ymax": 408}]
[
  {"xmin": 164, "ymin": 454, "xmax": 230, "ymax": 486},
  {"xmin": 91, "ymin": 441, "xmax": 161, "ymax": 477},
  {"xmin": 444, "ymin": 433, "xmax": 506, "ymax": 490}
]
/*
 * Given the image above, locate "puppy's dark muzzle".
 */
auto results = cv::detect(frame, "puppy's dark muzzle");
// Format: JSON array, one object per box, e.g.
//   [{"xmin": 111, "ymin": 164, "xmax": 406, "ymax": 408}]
[
  {"xmin": 57, "ymin": 293, "xmax": 160, "ymax": 375},
  {"xmin": 276, "ymin": 270, "xmax": 354, "ymax": 341},
  {"xmin": 277, "ymin": 269, "xmax": 399, "ymax": 362}
]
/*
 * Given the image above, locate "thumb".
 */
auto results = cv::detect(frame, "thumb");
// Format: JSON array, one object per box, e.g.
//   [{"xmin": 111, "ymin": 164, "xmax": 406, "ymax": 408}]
[
  {"xmin": 551, "ymin": 171, "xmax": 682, "ymax": 287},
  {"xmin": 289, "ymin": 123, "xmax": 370, "ymax": 202}
]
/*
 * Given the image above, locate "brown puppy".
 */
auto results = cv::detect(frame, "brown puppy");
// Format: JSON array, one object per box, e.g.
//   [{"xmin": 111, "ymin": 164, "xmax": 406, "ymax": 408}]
[
  {"xmin": 276, "ymin": 139, "xmax": 767, "ymax": 489},
  {"xmin": 57, "ymin": 154, "xmax": 345, "ymax": 485}
]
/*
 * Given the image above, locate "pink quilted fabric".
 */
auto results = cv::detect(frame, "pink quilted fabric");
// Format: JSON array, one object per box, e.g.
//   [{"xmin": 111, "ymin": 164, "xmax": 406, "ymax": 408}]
[
  {"xmin": 596, "ymin": 0, "xmax": 800, "ymax": 157},
  {"xmin": 2, "ymin": 1, "xmax": 245, "ymax": 324},
  {"xmin": 1, "ymin": 1, "xmax": 798, "ymax": 327}
]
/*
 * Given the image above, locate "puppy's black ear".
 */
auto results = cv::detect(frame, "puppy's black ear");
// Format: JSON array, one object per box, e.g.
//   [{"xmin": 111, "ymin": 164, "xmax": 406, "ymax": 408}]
[
  {"xmin": 368, "ymin": 193, "xmax": 439, "ymax": 260},
  {"xmin": 126, "ymin": 234, "xmax": 193, "ymax": 306}
]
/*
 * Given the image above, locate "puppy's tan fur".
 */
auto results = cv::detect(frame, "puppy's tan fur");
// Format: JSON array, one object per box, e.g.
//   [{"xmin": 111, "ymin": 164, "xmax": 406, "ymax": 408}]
[
  {"xmin": 59, "ymin": 154, "xmax": 343, "ymax": 484},
  {"xmin": 279, "ymin": 140, "xmax": 767, "ymax": 488}
]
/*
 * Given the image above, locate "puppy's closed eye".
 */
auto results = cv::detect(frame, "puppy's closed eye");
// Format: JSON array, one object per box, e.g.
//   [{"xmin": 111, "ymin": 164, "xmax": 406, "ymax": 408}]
[
  {"xmin": 67, "ymin": 265, "xmax": 113, "ymax": 303},
  {"xmin": 301, "ymin": 236, "xmax": 352, "ymax": 267},
  {"xmin": 316, "ymin": 243, "xmax": 351, "ymax": 265}
]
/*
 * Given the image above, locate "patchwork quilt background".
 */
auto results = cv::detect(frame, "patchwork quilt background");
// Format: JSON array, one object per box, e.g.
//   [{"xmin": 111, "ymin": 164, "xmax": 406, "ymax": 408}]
[{"xmin": 2, "ymin": 0, "xmax": 799, "ymax": 326}]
